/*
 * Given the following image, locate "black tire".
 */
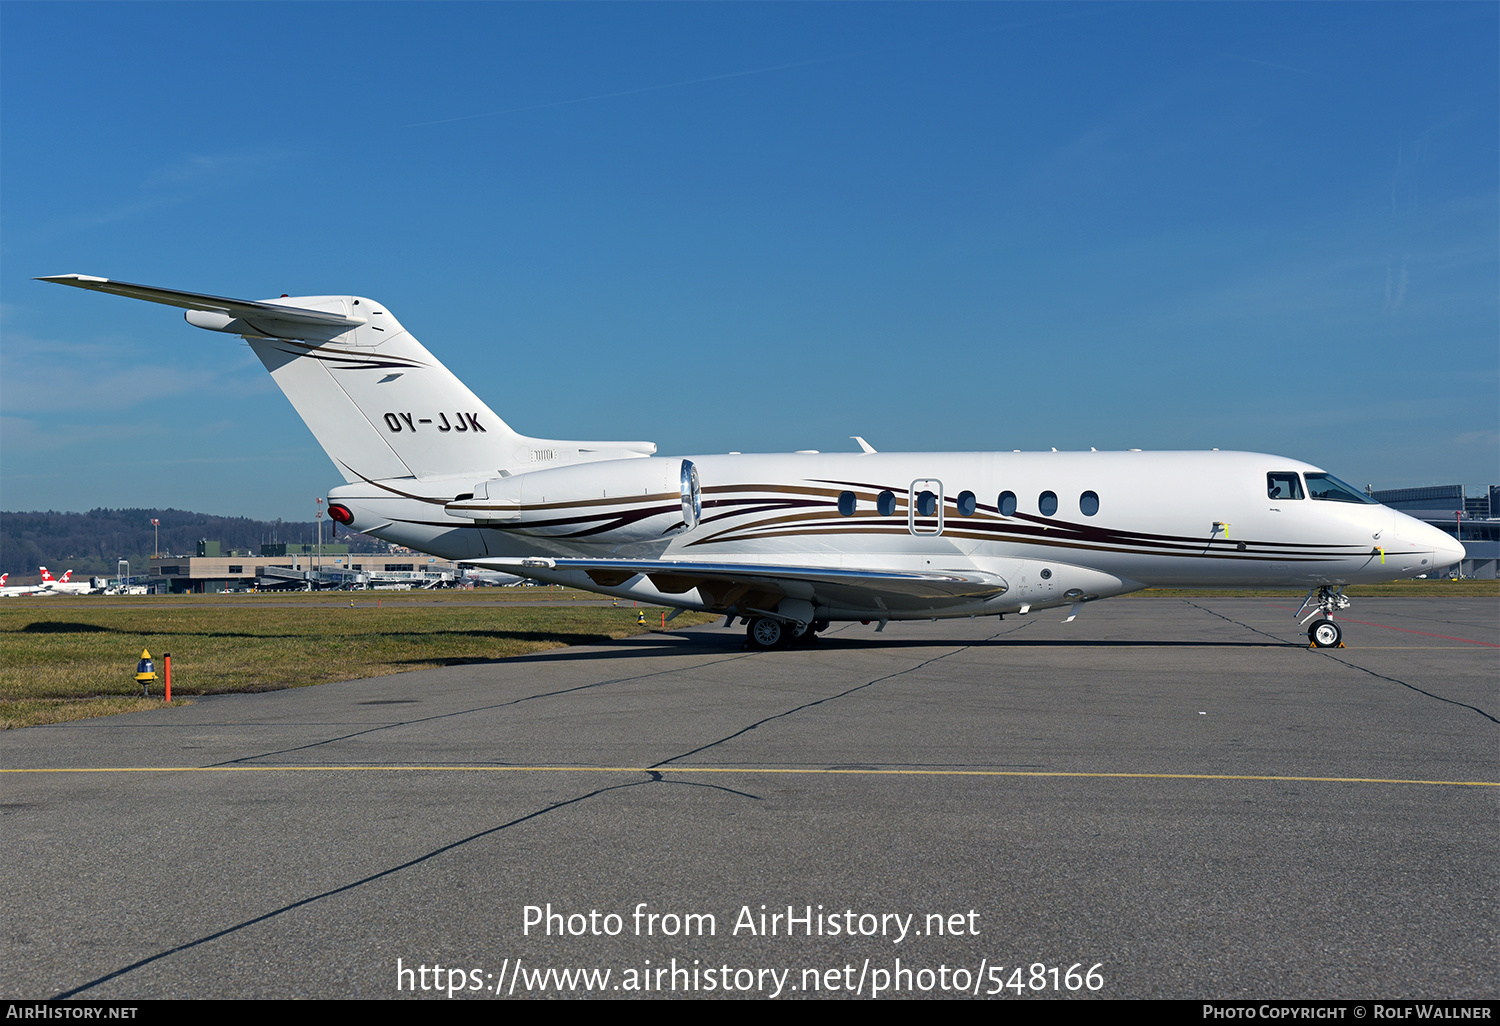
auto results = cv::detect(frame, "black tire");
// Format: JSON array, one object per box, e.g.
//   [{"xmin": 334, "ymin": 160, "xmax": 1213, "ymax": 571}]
[
  {"xmin": 788, "ymin": 621, "xmax": 817, "ymax": 646},
  {"xmin": 1308, "ymin": 618, "xmax": 1342, "ymax": 648},
  {"xmin": 747, "ymin": 616, "xmax": 785, "ymax": 650}
]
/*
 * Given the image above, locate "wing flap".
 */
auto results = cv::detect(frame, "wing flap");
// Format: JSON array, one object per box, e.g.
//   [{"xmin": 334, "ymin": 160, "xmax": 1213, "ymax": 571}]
[{"xmin": 473, "ymin": 557, "xmax": 1008, "ymax": 610}]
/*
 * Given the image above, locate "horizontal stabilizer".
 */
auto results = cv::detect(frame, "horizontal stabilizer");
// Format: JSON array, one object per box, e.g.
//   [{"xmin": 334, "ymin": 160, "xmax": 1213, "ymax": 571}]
[{"xmin": 37, "ymin": 275, "xmax": 365, "ymax": 331}]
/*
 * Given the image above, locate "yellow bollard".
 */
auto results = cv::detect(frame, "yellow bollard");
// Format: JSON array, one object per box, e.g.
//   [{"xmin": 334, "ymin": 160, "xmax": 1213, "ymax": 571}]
[{"xmin": 135, "ymin": 648, "xmax": 157, "ymax": 697}]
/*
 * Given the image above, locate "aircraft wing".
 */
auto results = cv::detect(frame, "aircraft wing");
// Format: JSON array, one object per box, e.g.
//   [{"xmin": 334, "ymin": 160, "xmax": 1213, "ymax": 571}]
[
  {"xmin": 468, "ymin": 557, "xmax": 1008, "ymax": 613},
  {"xmin": 36, "ymin": 275, "xmax": 365, "ymax": 331}
]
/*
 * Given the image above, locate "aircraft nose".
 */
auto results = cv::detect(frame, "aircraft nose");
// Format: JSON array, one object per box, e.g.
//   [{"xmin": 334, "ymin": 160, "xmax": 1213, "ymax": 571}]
[
  {"xmin": 1388, "ymin": 512, "xmax": 1464, "ymax": 576},
  {"xmin": 1433, "ymin": 529, "xmax": 1466, "ymax": 574},
  {"xmin": 1410, "ymin": 519, "xmax": 1465, "ymax": 575}
]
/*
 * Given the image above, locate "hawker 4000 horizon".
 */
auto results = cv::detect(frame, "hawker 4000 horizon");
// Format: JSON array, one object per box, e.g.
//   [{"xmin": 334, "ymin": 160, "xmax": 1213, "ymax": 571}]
[{"xmin": 41, "ymin": 275, "xmax": 1464, "ymax": 649}]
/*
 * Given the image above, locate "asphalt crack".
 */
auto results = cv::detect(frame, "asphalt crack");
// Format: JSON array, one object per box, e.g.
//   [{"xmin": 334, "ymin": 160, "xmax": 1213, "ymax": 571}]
[
  {"xmin": 53, "ymin": 776, "xmax": 656, "ymax": 998},
  {"xmin": 650, "ymin": 620, "xmax": 1035, "ymax": 769},
  {"xmin": 210, "ymin": 649, "xmax": 757, "ymax": 766},
  {"xmin": 1187, "ymin": 600, "xmax": 1497, "ymax": 724}
]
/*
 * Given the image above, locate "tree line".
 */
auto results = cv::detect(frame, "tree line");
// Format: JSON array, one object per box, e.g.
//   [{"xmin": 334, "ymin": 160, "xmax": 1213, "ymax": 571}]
[{"xmin": 0, "ymin": 508, "xmax": 389, "ymax": 577}]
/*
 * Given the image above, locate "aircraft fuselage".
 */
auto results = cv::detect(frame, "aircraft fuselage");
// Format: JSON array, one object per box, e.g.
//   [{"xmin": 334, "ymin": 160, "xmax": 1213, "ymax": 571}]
[{"xmin": 328, "ymin": 449, "xmax": 1456, "ymax": 621}]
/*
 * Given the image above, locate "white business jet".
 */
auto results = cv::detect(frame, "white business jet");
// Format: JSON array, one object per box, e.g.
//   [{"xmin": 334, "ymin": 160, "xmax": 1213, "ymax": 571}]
[{"xmin": 41, "ymin": 275, "xmax": 1464, "ymax": 649}]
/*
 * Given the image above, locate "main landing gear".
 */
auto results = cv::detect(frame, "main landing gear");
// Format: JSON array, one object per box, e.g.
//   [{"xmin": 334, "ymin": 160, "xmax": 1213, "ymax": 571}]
[
  {"xmin": 1297, "ymin": 586, "xmax": 1349, "ymax": 648},
  {"xmin": 745, "ymin": 616, "xmax": 827, "ymax": 650}
]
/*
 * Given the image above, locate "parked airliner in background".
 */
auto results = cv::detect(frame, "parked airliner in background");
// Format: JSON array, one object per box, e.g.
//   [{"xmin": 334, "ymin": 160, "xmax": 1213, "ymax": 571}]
[
  {"xmin": 41, "ymin": 274, "xmax": 1464, "ymax": 649},
  {"xmin": 38, "ymin": 568, "xmax": 95, "ymax": 595},
  {"xmin": 0, "ymin": 573, "xmax": 50, "ymax": 597},
  {"xmin": 1, "ymin": 569, "xmax": 91, "ymax": 596},
  {"xmin": 0, "ymin": 571, "xmax": 69, "ymax": 597}
]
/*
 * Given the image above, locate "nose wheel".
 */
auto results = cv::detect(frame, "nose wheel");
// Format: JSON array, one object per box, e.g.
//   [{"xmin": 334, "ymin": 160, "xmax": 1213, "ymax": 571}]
[
  {"xmin": 1297, "ymin": 586, "xmax": 1350, "ymax": 648},
  {"xmin": 1307, "ymin": 618, "xmax": 1343, "ymax": 648}
]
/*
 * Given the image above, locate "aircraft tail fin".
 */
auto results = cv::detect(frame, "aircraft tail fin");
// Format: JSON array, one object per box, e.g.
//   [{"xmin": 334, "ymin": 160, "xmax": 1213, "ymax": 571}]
[{"xmin": 38, "ymin": 275, "xmax": 656, "ymax": 483}]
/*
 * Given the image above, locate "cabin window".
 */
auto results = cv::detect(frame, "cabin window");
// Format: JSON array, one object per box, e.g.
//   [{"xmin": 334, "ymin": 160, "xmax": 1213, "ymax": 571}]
[
  {"xmin": 998, "ymin": 491, "xmax": 1017, "ymax": 516},
  {"xmin": 1039, "ymin": 491, "xmax": 1058, "ymax": 516},
  {"xmin": 1079, "ymin": 491, "xmax": 1099, "ymax": 517},
  {"xmin": 877, "ymin": 490, "xmax": 896, "ymax": 516},
  {"xmin": 1305, "ymin": 473, "xmax": 1378, "ymax": 504},
  {"xmin": 837, "ymin": 491, "xmax": 857, "ymax": 516},
  {"xmin": 1267, "ymin": 473, "xmax": 1304, "ymax": 500},
  {"xmin": 915, "ymin": 490, "xmax": 938, "ymax": 517},
  {"xmin": 956, "ymin": 490, "xmax": 977, "ymax": 516}
]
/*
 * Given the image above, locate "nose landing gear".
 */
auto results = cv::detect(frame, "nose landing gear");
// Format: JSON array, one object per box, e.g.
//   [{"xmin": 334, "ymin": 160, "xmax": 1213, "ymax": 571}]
[{"xmin": 1297, "ymin": 586, "xmax": 1349, "ymax": 648}]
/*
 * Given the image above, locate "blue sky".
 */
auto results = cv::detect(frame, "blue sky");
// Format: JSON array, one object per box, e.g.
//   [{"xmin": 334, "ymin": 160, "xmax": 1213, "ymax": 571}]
[{"xmin": 3, "ymin": 2, "xmax": 1495, "ymax": 520}]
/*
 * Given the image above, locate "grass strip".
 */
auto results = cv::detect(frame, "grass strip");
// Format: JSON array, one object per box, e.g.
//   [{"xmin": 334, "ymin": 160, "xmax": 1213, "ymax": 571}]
[{"xmin": 1, "ymin": 601, "xmax": 716, "ymax": 729}]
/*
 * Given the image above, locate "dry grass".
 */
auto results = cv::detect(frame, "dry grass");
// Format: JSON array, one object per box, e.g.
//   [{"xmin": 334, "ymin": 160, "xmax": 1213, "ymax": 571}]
[
  {"xmin": 1, "ymin": 597, "xmax": 716, "ymax": 729},
  {"xmin": 3, "ymin": 696, "xmax": 192, "ymax": 730}
]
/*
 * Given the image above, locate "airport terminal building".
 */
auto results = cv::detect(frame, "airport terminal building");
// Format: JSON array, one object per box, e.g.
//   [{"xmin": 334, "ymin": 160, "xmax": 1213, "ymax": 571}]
[{"xmin": 147, "ymin": 541, "xmax": 464, "ymax": 593}]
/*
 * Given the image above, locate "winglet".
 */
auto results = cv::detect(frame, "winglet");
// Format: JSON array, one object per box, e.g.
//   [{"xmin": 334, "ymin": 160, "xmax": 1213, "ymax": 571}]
[{"xmin": 851, "ymin": 436, "xmax": 877, "ymax": 454}]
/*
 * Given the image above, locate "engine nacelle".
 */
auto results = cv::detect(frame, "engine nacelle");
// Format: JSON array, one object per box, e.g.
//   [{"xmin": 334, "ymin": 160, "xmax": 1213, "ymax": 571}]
[{"xmin": 445, "ymin": 458, "xmax": 701, "ymax": 541}]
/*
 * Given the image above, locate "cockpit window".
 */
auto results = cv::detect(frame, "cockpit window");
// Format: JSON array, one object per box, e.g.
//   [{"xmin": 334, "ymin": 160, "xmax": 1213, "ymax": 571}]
[
  {"xmin": 1267, "ymin": 473, "xmax": 1304, "ymax": 500},
  {"xmin": 1306, "ymin": 473, "xmax": 1377, "ymax": 504}
]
